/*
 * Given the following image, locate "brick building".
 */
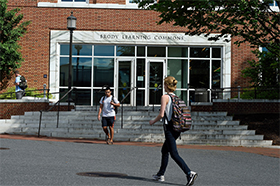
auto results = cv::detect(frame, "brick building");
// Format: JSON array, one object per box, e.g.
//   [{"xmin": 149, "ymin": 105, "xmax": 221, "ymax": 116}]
[{"xmin": 5, "ymin": 0, "xmax": 279, "ymax": 106}]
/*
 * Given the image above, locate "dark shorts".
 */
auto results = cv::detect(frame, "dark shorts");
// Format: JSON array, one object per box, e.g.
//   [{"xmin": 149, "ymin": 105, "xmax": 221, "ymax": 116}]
[
  {"xmin": 102, "ymin": 116, "xmax": 115, "ymax": 127},
  {"xmin": 16, "ymin": 90, "xmax": 25, "ymax": 99}
]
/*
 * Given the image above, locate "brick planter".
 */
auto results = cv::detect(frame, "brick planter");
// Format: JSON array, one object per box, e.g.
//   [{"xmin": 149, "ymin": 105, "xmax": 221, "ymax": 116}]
[
  {"xmin": 191, "ymin": 99, "xmax": 280, "ymax": 115},
  {"xmin": 0, "ymin": 99, "xmax": 75, "ymax": 119}
]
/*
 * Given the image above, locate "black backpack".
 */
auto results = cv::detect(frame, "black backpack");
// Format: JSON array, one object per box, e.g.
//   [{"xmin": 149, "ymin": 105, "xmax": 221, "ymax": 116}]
[
  {"xmin": 19, "ymin": 76, "xmax": 28, "ymax": 90},
  {"xmin": 101, "ymin": 96, "xmax": 118, "ymax": 114}
]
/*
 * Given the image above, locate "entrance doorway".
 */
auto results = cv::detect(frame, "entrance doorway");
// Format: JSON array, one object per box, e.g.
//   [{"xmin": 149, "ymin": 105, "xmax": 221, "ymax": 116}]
[
  {"xmin": 116, "ymin": 59, "xmax": 167, "ymax": 106},
  {"xmin": 116, "ymin": 59, "xmax": 136, "ymax": 106},
  {"xmin": 147, "ymin": 60, "xmax": 166, "ymax": 106}
]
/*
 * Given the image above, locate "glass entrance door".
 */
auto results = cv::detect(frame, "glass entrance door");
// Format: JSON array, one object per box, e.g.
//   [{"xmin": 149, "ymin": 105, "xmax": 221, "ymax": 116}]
[
  {"xmin": 117, "ymin": 59, "xmax": 135, "ymax": 105},
  {"xmin": 148, "ymin": 60, "xmax": 166, "ymax": 105}
]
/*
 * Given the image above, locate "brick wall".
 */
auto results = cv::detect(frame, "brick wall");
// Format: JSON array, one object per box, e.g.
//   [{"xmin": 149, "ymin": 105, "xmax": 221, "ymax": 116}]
[
  {"xmin": 0, "ymin": 101, "xmax": 75, "ymax": 119},
  {"xmin": 3, "ymin": 1, "xmax": 256, "ymax": 96},
  {"xmin": 191, "ymin": 100, "xmax": 280, "ymax": 115}
]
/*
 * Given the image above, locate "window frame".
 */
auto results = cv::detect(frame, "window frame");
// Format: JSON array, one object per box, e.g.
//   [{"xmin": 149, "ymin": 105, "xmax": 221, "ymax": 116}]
[{"xmin": 59, "ymin": 0, "xmax": 88, "ymax": 3}]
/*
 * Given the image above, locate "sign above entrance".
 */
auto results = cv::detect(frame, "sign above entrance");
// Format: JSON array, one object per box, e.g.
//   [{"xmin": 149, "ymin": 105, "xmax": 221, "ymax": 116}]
[
  {"xmin": 51, "ymin": 30, "xmax": 230, "ymax": 47},
  {"xmin": 93, "ymin": 31, "xmax": 225, "ymax": 45}
]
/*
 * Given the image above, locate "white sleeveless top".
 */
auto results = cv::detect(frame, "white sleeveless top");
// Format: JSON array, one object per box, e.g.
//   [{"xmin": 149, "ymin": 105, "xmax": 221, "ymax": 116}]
[{"xmin": 164, "ymin": 93, "xmax": 174, "ymax": 125}]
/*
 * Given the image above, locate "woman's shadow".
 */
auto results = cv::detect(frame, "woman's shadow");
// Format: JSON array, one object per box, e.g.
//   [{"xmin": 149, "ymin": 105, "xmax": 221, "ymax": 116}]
[{"xmin": 76, "ymin": 172, "xmax": 182, "ymax": 186}]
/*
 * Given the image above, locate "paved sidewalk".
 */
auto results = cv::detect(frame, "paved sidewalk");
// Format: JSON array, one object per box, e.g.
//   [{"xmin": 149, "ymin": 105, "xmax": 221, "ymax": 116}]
[
  {"xmin": 1, "ymin": 134, "xmax": 280, "ymax": 186},
  {"xmin": 1, "ymin": 134, "xmax": 280, "ymax": 158}
]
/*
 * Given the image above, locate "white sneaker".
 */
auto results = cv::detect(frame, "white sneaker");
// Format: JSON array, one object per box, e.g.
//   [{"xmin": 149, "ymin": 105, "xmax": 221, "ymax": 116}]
[
  {"xmin": 152, "ymin": 174, "xmax": 165, "ymax": 182},
  {"xmin": 186, "ymin": 171, "xmax": 198, "ymax": 186}
]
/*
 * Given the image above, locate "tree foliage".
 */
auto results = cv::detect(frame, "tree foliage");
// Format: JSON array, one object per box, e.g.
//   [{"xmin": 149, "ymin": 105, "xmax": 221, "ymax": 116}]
[
  {"xmin": 242, "ymin": 49, "xmax": 280, "ymax": 88},
  {"xmin": 0, "ymin": 0, "xmax": 31, "ymax": 90},
  {"xmin": 136, "ymin": 0, "xmax": 280, "ymax": 57}
]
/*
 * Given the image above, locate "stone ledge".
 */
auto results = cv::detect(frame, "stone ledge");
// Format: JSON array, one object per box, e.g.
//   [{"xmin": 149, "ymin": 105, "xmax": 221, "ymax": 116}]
[
  {"xmin": 213, "ymin": 99, "xmax": 280, "ymax": 103},
  {"xmin": 0, "ymin": 98, "xmax": 49, "ymax": 103},
  {"xmin": 38, "ymin": 2, "xmax": 139, "ymax": 9}
]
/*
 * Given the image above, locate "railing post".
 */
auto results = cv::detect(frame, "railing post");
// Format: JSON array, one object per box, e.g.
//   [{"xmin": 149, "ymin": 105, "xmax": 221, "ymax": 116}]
[
  {"xmin": 57, "ymin": 102, "xmax": 60, "ymax": 128},
  {"xmin": 121, "ymin": 102, "xmax": 123, "ymax": 129},
  {"xmin": 43, "ymin": 84, "xmax": 47, "ymax": 98},
  {"xmin": 254, "ymin": 86, "xmax": 257, "ymax": 99},
  {"xmin": 95, "ymin": 90, "xmax": 98, "ymax": 111},
  {"xmin": 238, "ymin": 86, "xmax": 241, "ymax": 100},
  {"xmin": 135, "ymin": 87, "xmax": 138, "ymax": 111},
  {"xmin": 47, "ymin": 88, "xmax": 50, "ymax": 101},
  {"xmin": 38, "ymin": 110, "xmax": 43, "ymax": 137}
]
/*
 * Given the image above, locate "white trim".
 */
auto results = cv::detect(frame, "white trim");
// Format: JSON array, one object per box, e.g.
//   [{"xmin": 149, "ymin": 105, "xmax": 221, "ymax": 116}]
[
  {"xmin": 213, "ymin": 99, "xmax": 280, "ymax": 103},
  {"xmin": 58, "ymin": 0, "xmax": 88, "ymax": 3},
  {"xmin": 50, "ymin": 30, "xmax": 231, "ymax": 101},
  {"xmin": 39, "ymin": 1, "xmax": 279, "ymax": 11},
  {"xmin": 38, "ymin": 2, "xmax": 139, "ymax": 9}
]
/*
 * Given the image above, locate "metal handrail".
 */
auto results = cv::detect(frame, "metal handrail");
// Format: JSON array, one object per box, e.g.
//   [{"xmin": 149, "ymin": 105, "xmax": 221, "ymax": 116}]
[
  {"xmin": 38, "ymin": 88, "xmax": 74, "ymax": 137},
  {"xmin": 188, "ymin": 85, "xmax": 279, "ymax": 102},
  {"xmin": 120, "ymin": 86, "xmax": 137, "ymax": 129},
  {"xmin": 152, "ymin": 84, "xmax": 161, "ymax": 111}
]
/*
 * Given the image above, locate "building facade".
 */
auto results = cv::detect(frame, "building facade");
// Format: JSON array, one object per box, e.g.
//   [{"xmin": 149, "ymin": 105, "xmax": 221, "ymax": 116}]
[{"xmin": 5, "ymin": 0, "xmax": 279, "ymax": 106}]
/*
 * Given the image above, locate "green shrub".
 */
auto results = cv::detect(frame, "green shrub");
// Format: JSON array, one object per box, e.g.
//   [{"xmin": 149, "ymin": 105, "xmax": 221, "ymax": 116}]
[
  {"xmin": 0, "ymin": 87, "xmax": 53, "ymax": 99},
  {"xmin": 0, "ymin": 87, "xmax": 16, "ymax": 99},
  {"xmin": 240, "ymin": 88, "xmax": 280, "ymax": 99}
]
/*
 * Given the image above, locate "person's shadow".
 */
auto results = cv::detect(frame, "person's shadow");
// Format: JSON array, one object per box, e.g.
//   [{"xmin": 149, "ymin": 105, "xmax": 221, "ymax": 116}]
[{"xmin": 76, "ymin": 172, "xmax": 182, "ymax": 186}]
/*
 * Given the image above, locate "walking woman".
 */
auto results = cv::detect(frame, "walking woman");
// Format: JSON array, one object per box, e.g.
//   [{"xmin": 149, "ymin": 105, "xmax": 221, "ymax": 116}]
[{"xmin": 149, "ymin": 76, "xmax": 198, "ymax": 186}]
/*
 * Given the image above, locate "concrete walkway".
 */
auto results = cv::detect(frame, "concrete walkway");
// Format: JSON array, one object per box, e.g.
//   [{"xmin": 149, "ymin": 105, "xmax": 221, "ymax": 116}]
[
  {"xmin": 1, "ymin": 134, "xmax": 279, "ymax": 186},
  {"xmin": 1, "ymin": 134, "xmax": 279, "ymax": 158}
]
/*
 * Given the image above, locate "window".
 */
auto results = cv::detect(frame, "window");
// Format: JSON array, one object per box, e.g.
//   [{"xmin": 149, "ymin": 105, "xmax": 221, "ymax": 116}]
[
  {"xmin": 127, "ymin": 0, "xmax": 157, "ymax": 4},
  {"xmin": 147, "ymin": 46, "xmax": 166, "ymax": 57},
  {"xmin": 269, "ymin": 0, "xmax": 278, "ymax": 6},
  {"xmin": 59, "ymin": 44, "xmax": 223, "ymax": 105},
  {"xmin": 116, "ymin": 46, "xmax": 135, "ymax": 56},
  {"xmin": 61, "ymin": 0, "xmax": 87, "ymax": 2}
]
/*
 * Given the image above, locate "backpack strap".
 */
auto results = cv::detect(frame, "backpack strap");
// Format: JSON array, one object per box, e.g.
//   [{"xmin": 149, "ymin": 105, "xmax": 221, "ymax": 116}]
[
  {"xmin": 111, "ymin": 95, "xmax": 115, "ymax": 103},
  {"xmin": 165, "ymin": 94, "xmax": 174, "ymax": 123},
  {"xmin": 101, "ymin": 96, "xmax": 105, "ymax": 104}
]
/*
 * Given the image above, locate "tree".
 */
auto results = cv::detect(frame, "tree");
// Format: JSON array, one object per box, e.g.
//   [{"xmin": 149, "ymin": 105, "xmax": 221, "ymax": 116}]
[
  {"xmin": 243, "ymin": 50, "xmax": 279, "ymax": 87},
  {"xmin": 136, "ymin": 0, "xmax": 280, "ymax": 57},
  {"xmin": 0, "ymin": 0, "xmax": 31, "ymax": 90},
  {"xmin": 241, "ymin": 49, "xmax": 279, "ymax": 99}
]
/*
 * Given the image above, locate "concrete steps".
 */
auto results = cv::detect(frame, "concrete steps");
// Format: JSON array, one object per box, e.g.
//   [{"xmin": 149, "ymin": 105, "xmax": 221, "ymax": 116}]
[{"xmin": 0, "ymin": 107, "xmax": 273, "ymax": 147}]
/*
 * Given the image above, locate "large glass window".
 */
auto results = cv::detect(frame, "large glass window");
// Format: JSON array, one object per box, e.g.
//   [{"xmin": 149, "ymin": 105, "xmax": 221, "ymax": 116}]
[
  {"xmin": 168, "ymin": 59, "xmax": 188, "ymax": 88},
  {"xmin": 118, "ymin": 61, "xmax": 131, "ymax": 104},
  {"xmin": 212, "ymin": 48, "xmax": 221, "ymax": 58},
  {"xmin": 72, "ymin": 89, "xmax": 91, "ymax": 105},
  {"xmin": 60, "ymin": 57, "xmax": 69, "ymax": 86},
  {"xmin": 59, "ymin": 57, "xmax": 91, "ymax": 87},
  {"xmin": 93, "ymin": 58, "xmax": 114, "ymax": 87},
  {"xmin": 137, "ymin": 59, "xmax": 145, "ymax": 88},
  {"xmin": 174, "ymin": 90, "xmax": 188, "ymax": 102},
  {"xmin": 190, "ymin": 47, "xmax": 210, "ymax": 58},
  {"xmin": 60, "ymin": 44, "xmax": 92, "ymax": 56},
  {"xmin": 212, "ymin": 60, "xmax": 221, "ymax": 88},
  {"xmin": 117, "ymin": 46, "xmax": 135, "ymax": 56},
  {"xmin": 189, "ymin": 60, "xmax": 210, "ymax": 88},
  {"xmin": 137, "ymin": 46, "xmax": 145, "ymax": 57},
  {"xmin": 94, "ymin": 45, "xmax": 114, "ymax": 56},
  {"xmin": 59, "ymin": 44, "xmax": 223, "ymax": 105},
  {"xmin": 168, "ymin": 47, "xmax": 188, "ymax": 57},
  {"xmin": 147, "ymin": 47, "xmax": 166, "ymax": 57},
  {"xmin": 72, "ymin": 57, "xmax": 92, "ymax": 87}
]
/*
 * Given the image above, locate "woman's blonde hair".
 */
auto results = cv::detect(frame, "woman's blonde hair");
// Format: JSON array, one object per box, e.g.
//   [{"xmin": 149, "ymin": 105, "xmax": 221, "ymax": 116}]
[{"xmin": 164, "ymin": 76, "xmax": 177, "ymax": 92}]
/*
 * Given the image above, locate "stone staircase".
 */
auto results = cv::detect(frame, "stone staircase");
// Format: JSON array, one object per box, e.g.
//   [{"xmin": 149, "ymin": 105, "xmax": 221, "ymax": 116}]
[{"xmin": 0, "ymin": 106, "xmax": 273, "ymax": 147}]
